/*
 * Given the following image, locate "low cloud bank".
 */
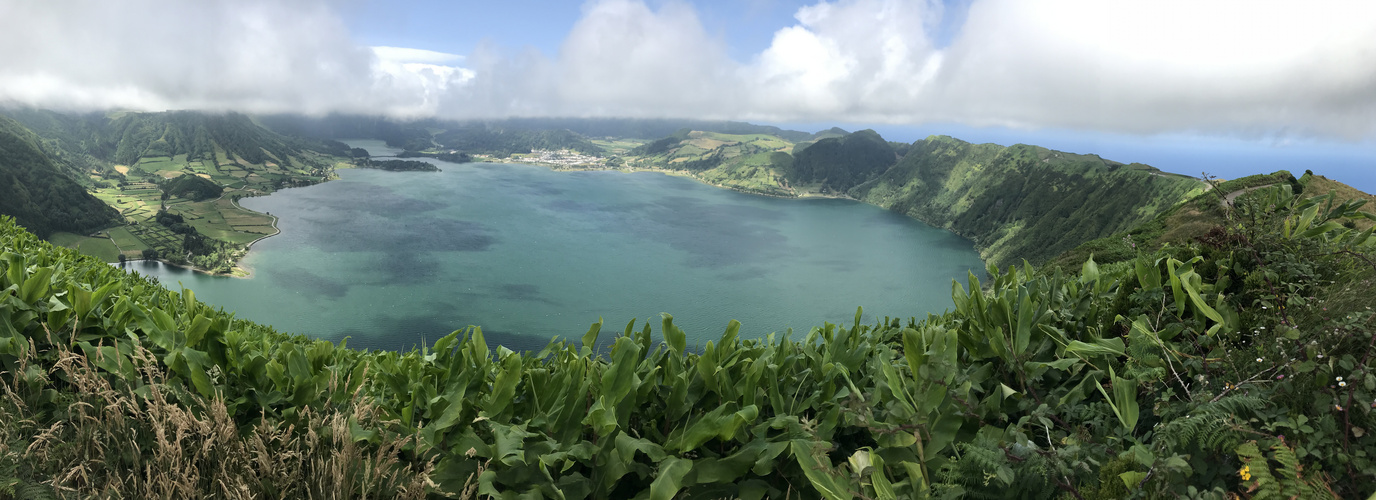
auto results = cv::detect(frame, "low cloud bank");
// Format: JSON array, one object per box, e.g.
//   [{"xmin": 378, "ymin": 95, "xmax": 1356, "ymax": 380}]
[{"xmin": 2, "ymin": 0, "xmax": 1373, "ymax": 139}]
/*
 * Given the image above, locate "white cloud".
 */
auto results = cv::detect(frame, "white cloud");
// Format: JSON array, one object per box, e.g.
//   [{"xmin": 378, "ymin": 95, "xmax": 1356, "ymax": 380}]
[
  {"xmin": 371, "ymin": 46, "xmax": 464, "ymax": 65},
  {"xmin": 1, "ymin": 0, "xmax": 1374, "ymax": 139},
  {"xmin": 0, "ymin": 0, "xmax": 472, "ymax": 117},
  {"xmin": 928, "ymin": 0, "xmax": 1376, "ymax": 138},
  {"xmin": 744, "ymin": 0, "xmax": 944, "ymax": 121}
]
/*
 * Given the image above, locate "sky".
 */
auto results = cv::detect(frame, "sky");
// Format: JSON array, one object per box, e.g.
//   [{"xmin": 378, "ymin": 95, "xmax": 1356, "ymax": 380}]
[{"xmin": 0, "ymin": 0, "xmax": 1374, "ymax": 190}]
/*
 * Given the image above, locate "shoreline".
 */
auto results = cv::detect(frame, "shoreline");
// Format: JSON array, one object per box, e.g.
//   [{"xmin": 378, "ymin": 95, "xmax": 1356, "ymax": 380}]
[
  {"xmin": 133, "ymin": 154, "xmax": 906, "ymax": 279},
  {"xmin": 225, "ymin": 195, "xmax": 282, "ymax": 278},
  {"xmin": 519, "ymin": 159, "xmax": 858, "ymax": 202},
  {"xmin": 114, "ymin": 194, "xmax": 283, "ymax": 279}
]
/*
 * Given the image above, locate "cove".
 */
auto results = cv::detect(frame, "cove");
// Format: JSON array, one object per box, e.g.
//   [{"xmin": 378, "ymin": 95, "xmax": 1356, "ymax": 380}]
[{"xmin": 124, "ymin": 140, "xmax": 986, "ymax": 352}]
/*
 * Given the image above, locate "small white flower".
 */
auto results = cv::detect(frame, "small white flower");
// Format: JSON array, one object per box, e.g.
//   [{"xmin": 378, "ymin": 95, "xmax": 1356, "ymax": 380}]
[
  {"xmin": 1336, "ymin": 376, "xmax": 1344, "ymax": 381},
  {"xmin": 1339, "ymin": 381, "xmax": 1348, "ymax": 387},
  {"xmin": 1256, "ymin": 357, "xmax": 1264, "ymax": 362},
  {"xmin": 1318, "ymin": 354, "xmax": 1325, "ymax": 359}
]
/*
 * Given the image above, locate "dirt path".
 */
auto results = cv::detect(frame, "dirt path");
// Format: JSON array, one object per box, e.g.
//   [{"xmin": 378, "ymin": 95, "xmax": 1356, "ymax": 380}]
[{"xmin": 1222, "ymin": 184, "xmax": 1277, "ymax": 206}]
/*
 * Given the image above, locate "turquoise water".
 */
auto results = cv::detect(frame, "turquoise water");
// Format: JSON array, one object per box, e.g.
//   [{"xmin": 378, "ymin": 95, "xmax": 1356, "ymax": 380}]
[{"xmin": 124, "ymin": 140, "xmax": 985, "ymax": 352}]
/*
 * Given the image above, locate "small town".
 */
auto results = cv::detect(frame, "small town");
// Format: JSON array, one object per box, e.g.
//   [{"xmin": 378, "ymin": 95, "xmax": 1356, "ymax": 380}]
[{"xmin": 513, "ymin": 149, "xmax": 603, "ymax": 167}]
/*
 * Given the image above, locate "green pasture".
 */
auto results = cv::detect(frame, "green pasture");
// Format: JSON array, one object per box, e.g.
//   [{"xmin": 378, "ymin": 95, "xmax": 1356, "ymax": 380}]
[
  {"xmin": 106, "ymin": 226, "xmax": 150, "ymax": 251},
  {"xmin": 590, "ymin": 139, "xmax": 645, "ymax": 154},
  {"xmin": 49, "ymin": 232, "xmax": 123, "ymax": 262}
]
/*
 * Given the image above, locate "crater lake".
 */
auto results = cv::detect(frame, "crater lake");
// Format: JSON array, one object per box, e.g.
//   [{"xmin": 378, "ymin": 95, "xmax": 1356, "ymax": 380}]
[{"xmin": 124, "ymin": 140, "xmax": 986, "ymax": 352}]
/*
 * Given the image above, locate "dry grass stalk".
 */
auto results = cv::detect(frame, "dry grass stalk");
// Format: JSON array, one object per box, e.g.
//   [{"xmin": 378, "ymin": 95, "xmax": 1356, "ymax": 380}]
[{"xmin": 1, "ymin": 340, "xmax": 443, "ymax": 499}]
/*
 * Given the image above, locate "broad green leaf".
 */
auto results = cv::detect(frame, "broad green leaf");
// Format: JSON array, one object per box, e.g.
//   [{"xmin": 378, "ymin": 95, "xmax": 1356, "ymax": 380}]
[
  {"xmin": 1080, "ymin": 254, "xmax": 1100, "ymax": 284},
  {"xmin": 1134, "ymin": 257, "xmax": 1161, "ymax": 290},
  {"xmin": 1066, "ymin": 340, "xmax": 1124, "ymax": 358},
  {"xmin": 483, "ymin": 353, "xmax": 522, "ymax": 418},
  {"xmin": 925, "ymin": 415, "xmax": 963, "ymax": 457},
  {"xmin": 1300, "ymin": 220, "xmax": 1345, "ymax": 239},
  {"xmin": 662, "ymin": 313, "xmax": 685, "ymax": 355},
  {"xmin": 601, "ymin": 336, "xmax": 641, "ymax": 407},
  {"xmin": 1096, "ymin": 367, "xmax": 1139, "ymax": 433},
  {"xmin": 1119, "ymin": 471, "xmax": 1148, "ymax": 489},
  {"xmin": 999, "ymin": 383, "xmax": 1019, "ymax": 400},
  {"xmin": 649, "ymin": 457, "xmax": 694, "ymax": 500},
  {"xmin": 491, "ymin": 423, "xmax": 533, "ymax": 467},
  {"xmin": 791, "ymin": 440, "xmax": 853, "ymax": 500},
  {"xmin": 581, "ymin": 319, "xmax": 601, "ymax": 353},
  {"xmin": 1013, "ymin": 291, "xmax": 1034, "ymax": 355},
  {"xmin": 185, "ymin": 314, "xmax": 212, "ymax": 347},
  {"xmin": 1182, "ymin": 279, "xmax": 1225, "ymax": 325},
  {"xmin": 19, "ymin": 267, "xmax": 52, "ymax": 304}
]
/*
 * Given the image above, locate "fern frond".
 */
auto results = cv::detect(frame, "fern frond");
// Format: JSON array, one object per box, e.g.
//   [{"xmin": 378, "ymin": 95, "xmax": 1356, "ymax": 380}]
[
  {"xmin": 1155, "ymin": 395, "xmax": 1267, "ymax": 453},
  {"xmin": 1235, "ymin": 440, "xmax": 1337, "ymax": 500}
]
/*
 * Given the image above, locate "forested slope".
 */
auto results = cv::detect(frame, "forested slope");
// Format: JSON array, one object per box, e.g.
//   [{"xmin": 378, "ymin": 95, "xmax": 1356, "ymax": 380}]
[
  {"xmin": 789, "ymin": 129, "xmax": 897, "ymax": 192},
  {"xmin": 851, "ymin": 135, "xmax": 1203, "ymax": 267},
  {"xmin": 0, "ymin": 115, "xmax": 121, "ymax": 238}
]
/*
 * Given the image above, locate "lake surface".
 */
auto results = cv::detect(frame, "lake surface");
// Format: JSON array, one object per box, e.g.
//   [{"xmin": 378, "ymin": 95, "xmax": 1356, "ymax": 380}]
[{"xmin": 124, "ymin": 140, "xmax": 985, "ymax": 352}]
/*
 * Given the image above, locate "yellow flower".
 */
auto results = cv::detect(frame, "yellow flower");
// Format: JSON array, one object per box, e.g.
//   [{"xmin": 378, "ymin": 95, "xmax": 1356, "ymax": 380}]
[{"xmin": 1239, "ymin": 465, "xmax": 1252, "ymax": 481}]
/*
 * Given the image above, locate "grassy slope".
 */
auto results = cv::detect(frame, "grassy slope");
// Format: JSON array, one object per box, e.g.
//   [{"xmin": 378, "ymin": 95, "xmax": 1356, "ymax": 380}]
[
  {"xmin": 1043, "ymin": 170, "xmax": 1375, "ymax": 270},
  {"xmin": 849, "ymin": 135, "xmax": 1205, "ymax": 268}
]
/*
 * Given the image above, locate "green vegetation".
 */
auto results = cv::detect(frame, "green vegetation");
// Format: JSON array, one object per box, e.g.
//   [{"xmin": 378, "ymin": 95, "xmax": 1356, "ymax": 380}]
[
  {"xmin": 162, "ymin": 173, "xmax": 225, "ymax": 201},
  {"xmin": 790, "ymin": 129, "xmax": 897, "ymax": 193},
  {"xmin": 0, "ymin": 114, "xmax": 122, "ymax": 238},
  {"xmin": 3, "ymin": 170, "xmax": 1374, "ymax": 498},
  {"xmin": 851, "ymin": 136, "xmax": 1204, "ymax": 267},
  {"xmin": 47, "ymin": 231, "xmax": 122, "ymax": 262},
  {"xmin": 621, "ymin": 130, "xmax": 1201, "ymax": 269},
  {"xmin": 623, "ymin": 130, "xmax": 797, "ymax": 197},
  {"xmin": 0, "ymin": 109, "xmax": 348, "ymax": 271},
  {"xmin": 362, "ymin": 159, "xmax": 442, "ymax": 172}
]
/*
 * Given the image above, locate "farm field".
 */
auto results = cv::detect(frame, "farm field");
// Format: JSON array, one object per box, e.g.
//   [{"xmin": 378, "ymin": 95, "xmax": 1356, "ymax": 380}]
[
  {"xmin": 49, "ymin": 232, "xmax": 123, "ymax": 262},
  {"xmin": 71, "ymin": 149, "xmax": 332, "ymax": 265},
  {"xmin": 589, "ymin": 138, "xmax": 645, "ymax": 155}
]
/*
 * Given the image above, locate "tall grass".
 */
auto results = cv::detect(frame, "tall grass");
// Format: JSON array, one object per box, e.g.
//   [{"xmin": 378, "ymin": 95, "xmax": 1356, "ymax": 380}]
[{"xmin": 0, "ymin": 339, "xmax": 446, "ymax": 499}]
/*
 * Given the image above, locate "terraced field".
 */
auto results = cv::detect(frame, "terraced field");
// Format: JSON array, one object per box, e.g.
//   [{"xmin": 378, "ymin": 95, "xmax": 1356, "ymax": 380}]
[{"xmin": 69, "ymin": 148, "xmax": 338, "ymax": 266}]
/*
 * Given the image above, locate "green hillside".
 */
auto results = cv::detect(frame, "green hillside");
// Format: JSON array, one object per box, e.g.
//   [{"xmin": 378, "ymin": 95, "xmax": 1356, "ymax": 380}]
[
  {"xmin": 162, "ymin": 173, "xmax": 225, "ymax": 201},
  {"xmin": 3, "ymin": 168, "xmax": 1373, "ymax": 497},
  {"xmin": 0, "ymin": 109, "xmax": 347, "ymax": 272},
  {"xmin": 789, "ymin": 129, "xmax": 898, "ymax": 193},
  {"xmin": 0, "ymin": 114, "xmax": 121, "ymax": 238},
  {"xmin": 851, "ymin": 135, "xmax": 1205, "ymax": 267},
  {"xmin": 622, "ymin": 130, "xmax": 1203, "ymax": 269}
]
